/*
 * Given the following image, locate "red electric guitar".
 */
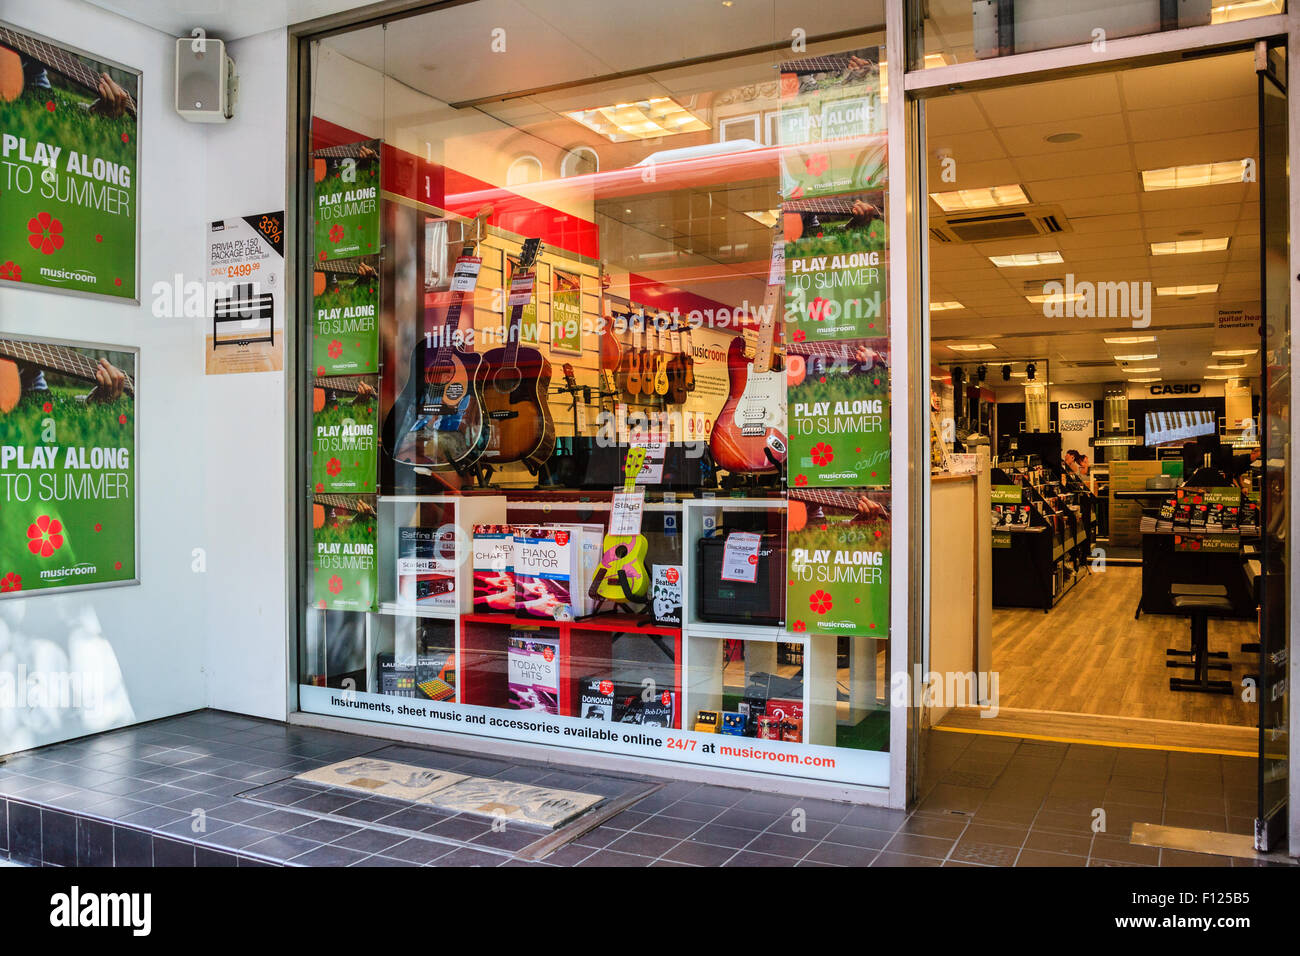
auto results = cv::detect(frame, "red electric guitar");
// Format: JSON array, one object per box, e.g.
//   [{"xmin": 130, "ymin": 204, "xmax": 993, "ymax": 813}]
[{"xmin": 710, "ymin": 237, "xmax": 788, "ymax": 474}]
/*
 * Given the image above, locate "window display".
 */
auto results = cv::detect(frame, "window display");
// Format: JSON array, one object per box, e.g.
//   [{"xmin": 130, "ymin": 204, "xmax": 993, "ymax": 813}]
[{"xmin": 297, "ymin": 5, "xmax": 892, "ymax": 787}]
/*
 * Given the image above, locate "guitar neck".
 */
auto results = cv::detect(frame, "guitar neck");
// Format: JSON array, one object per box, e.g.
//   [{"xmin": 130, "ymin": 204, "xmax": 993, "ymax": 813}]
[
  {"xmin": 783, "ymin": 195, "xmax": 880, "ymax": 216},
  {"xmin": 314, "ymin": 142, "xmax": 377, "ymax": 159},
  {"xmin": 777, "ymin": 55, "xmax": 859, "ymax": 75},
  {"xmin": 0, "ymin": 27, "xmax": 137, "ymax": 115},
  {"xmin": 790, "ymin": 488, "xmax": 876, "ymax": 514},
  {"xmin": 753, "ymin": 238, "xmax": 783, "ymax": 373},
  {"xmin": 315, "ymin": 494, "xmax": 360, "ymax": 513},
  {"xmin": 316, "ymin": 376, "xmax": 364, "ymax": 393},
  {"xmin": 0, "ymin": 338, "xmax": 135, "ymax": 396}
]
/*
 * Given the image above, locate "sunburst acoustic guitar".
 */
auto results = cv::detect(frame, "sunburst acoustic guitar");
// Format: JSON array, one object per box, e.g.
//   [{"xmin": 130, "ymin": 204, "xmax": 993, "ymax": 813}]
[{"xmin": 478, "ymin": 238, "xmax": 556, "ymax": 470}]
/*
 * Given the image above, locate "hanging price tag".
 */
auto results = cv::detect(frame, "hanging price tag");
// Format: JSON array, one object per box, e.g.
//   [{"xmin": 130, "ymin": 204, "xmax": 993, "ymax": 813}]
[
  {"xmin": 451, "ymin": 255, "xmax": 482, "ymax": 291},
  {"xmin": 721, "ymin": 531, "xmax": 761, "ymax": 583}
]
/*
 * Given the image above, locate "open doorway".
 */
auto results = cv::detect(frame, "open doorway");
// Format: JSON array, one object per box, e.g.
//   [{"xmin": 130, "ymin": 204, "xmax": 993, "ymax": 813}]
[{"xmin": 924, "ymin": 51, "xmax": 1267, "ymax": 758}]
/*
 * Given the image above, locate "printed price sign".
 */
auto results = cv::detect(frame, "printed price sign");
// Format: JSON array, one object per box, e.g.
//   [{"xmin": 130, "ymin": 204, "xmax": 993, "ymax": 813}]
[
  {"xmin": 721, "ymin": 532, "xmax": 761, "ymax": 583},
  {"xmin": 610, "ymin": 491, "xmax": 645, "ymax": 535}
]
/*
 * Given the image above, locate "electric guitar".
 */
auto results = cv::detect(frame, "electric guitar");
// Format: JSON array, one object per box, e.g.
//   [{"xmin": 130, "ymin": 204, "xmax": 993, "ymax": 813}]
[
  {"xmin": 667, "ymin": 325, "xmax": 688, "ymax": 405},
  {"xmin": 652, "ymin": 320, "xmax": 671, "ymax": 398},
  {"xmin": 589, "ymin": 447, "xmax": 650, "ymax": 607},
  {"xmin": 0, "ymin": 338, "xmax": 136, "ymax": 414},
  {"xmin": 0, "ymin": 25, "xmax": 137, "ymax": 115},
  {"xmin": 477, "ymin": 238, "xmax": 556, "ymax": 469},
  {"xmin": 710, "ymin": 238, "xmax": 788, "ymax": 475},
  {"xmin": 381, "ymin": 215, "xmax": 490, "ymax": 479}
]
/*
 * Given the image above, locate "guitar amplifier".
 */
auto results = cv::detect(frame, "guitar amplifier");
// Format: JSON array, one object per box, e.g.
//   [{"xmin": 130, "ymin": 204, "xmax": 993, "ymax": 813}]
[
  {"xmin": 586, "ymin": 441, "xmax": 716, "ymax": 490},
  {"xmin": 696, "ymin": 532, "xmax": 785, "ymax": 626}
]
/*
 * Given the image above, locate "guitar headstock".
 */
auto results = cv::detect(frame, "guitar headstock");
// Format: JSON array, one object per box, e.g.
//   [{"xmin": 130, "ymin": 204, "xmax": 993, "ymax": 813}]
[
  {"xmin": 562, "ymin": 362, "xmax": 577, "ymax": 388},
  {"xmin": 518, "ymin": 237, "xmax": 544, "ymax": 271}
]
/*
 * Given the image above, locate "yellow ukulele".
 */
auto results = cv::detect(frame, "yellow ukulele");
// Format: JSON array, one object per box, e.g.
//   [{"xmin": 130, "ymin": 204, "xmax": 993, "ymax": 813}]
[{"xmin": 589, "ymin": 446, "xmax": 650, "ymax": 609}]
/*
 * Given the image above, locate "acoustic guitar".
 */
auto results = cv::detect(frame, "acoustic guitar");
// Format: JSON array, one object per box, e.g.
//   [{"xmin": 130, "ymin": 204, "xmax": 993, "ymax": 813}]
[
  {"xmin": 477, "ymin": 238, "xmax": 556, "ymax": 469},
  {"xmin": 0, "ymin": 26, "xmax": 137, "ymax": 115},
  {"xmin": 709, "ymin": 237, "xmax": 788, "ymax": 475},
  {"xmin": 0, "ymin": 338, "xmax": 135, "ymax": 414},
  {"xmin": 599, "ymin": 296, "xmax": 622, "ymax": 399},
  {"xmin": 787, "ymin": 487, "xmax": 890, "ymax": 532},
  {"xmin": 381, "ymin": 215, "xmax": 490, "ymax": 480},
  {"xmin": 666, "ymin": 325, "xmax": 688, "ymax": 405},
  {"xmin": 680, "ymin": 326, "xmax": 696, "ymax": 392},
  {"xmin": 651, "ymin": 320, "xmax": 671, "ymax": 398},
  {"xmin": 625, "ymin": 319, "xmax": 645, "ymax": 398}
]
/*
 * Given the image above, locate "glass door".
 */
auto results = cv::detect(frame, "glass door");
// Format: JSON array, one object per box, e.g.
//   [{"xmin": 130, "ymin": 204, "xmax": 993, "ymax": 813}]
[{"xmin": 1255, "ymin": 38, "xmax": 1289, "ymax": 852}]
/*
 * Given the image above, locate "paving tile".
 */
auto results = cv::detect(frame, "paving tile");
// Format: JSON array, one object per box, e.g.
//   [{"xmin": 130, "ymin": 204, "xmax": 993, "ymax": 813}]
[
  {"xmin": 153, "ymin": 837, "xmax": 196, "ymax": 867},
  {"xmin": 242, "ymin": 833, "xmax": 322, "ymax": 862},
  {"xmin": 724, "ymin": 850, "xmax": 797, "ymax": 867},
  {"xmin": 605, "ymin": 830, "xmax": 681, "ymax": 859},
  {"xmin": 872, "ymin": 851, "xmax": 942, "ymax": 867},
  {"xmin": 77, "ymin": 818, "xmax": 114, "ymax": 867},
  {"xmin": 576, "ymin": 849, "xmax": 653, "ymax": 867},
  {"xmin": 290, "ymin": 844, "xmax": 370, "ymax": 867},
  {"xmin": 662, "ymin": 840, "xmax": 736, "ymax": 866},
  {"xmin": 824, "ymin": 824, "xmax": 893, "ymax": 851},
  {"xmin": 742, "ymin": 831, "xmax": 817, "ymax": 859},
  {"xmin": 802, "ymin": 840, "xmax": 876, "ymax": 867},
  {"xmin": 883, "ymin": 831, "xmax": 955, "ymax": 860},
  {"xmin": 41, "ymin": 810, "xmax": 77, "ymax": 867},
  {"xmin": 9, "ymin": 802, "xmax": 42, "ymax": 864},
  {"xmin": 113, "ymin": 826, "xmax": 153, "ymax": 866},
  {"xmin": 687, "ymin": 822, "xmax": 756, "ymax": 849},
  {"xmin": 430, "ymin": 847, "xmax": 507, "ymax": 867},
  {"xmin": 1015, "ymin": 848, "xmax": 1087, "ymax": 867},
  {"xmin": 632, "ymin": 815, "xmax": 702, "ymax": 840}
]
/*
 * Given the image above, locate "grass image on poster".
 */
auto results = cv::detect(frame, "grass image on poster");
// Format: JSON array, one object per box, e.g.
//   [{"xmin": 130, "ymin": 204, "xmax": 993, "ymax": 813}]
[
  {"xmin": 784, "ymin": 205, "xmax": 886, "ymax": 344},
  {"xmin": 788, "ymin": 340, "xmax": 889, "ymax": 488},
  {"xmin": 778, "ymin": 48, "xmax": 885, "ymax": 200},
  {"xmin": 312, "ymin": 495, "xmax": 376, "ymax": 612},
  {"xmin": 313, "ymin": 139, "xmax": 380, "ymax": 261},
  {"xmin": 0, "ymin": 338, "xmax": 136, "ymax": 597},
  {"xmin": 786, "ymin": 489, "xmax": 889, "ymax": 639},
  {"xmin": 0, "ymin": 26, "xmax": 139, "ymax": 300},
  {"xmin": 312, "ymin": 260, "xmax": 379, "ymax": 375},
  {"xmin": 312, "ymin": 376, "xmax": 378, "ymax": 494}
]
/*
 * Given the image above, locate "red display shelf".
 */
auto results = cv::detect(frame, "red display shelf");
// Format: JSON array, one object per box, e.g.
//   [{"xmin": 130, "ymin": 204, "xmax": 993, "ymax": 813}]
[{"xmin": 458, "ymin": 611, "xmax": 683, "ymax": 727}]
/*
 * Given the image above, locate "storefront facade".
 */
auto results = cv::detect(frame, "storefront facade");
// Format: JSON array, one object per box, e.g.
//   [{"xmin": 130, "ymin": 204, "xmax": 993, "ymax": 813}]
[
  {"xmin": 0, "ymin": 0, "xmax": 1294, "ymax": 854},
  {"xmin": 280, "ymin": 0, "xmax": 1297, "ymax": 845}
]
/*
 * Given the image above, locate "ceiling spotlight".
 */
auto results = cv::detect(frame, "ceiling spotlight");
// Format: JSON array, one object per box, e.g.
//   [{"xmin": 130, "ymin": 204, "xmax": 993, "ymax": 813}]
[
  {"xmin": 1026, "ymin": 362, "xmax": 1037, "ymax": 381},
  {"xmin": 1001, "ymin": 365, "xmax": 1011, "ymax": 382},
  {"xmin": 976, "ymin": 364, "xmax": 988, "ymax": 383}
]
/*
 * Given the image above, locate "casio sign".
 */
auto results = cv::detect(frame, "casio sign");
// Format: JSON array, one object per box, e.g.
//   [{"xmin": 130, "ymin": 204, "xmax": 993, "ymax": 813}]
[
  {"xmin": 1060, "ymin": 402, "xmax": 1092, "ymax": 409},
  {"xmin": 1149, "ymin": 383, "xmax": 1201, "ymax": 395}
]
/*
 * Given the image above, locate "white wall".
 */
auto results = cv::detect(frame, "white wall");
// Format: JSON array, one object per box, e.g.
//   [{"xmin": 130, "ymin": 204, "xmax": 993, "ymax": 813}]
[
  {"xmin": 0, "ymin": 4, "xmax": 290, "ymax": 755},
  {"xmin": 200, "ymin": 27, "xmax": 289, "ymax": 722}
]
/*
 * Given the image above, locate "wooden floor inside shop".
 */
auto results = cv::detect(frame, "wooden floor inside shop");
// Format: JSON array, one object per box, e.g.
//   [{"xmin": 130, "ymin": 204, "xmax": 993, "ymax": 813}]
[{"xmin": 934, "ymin": 565, "xmax": 1257, "ymax": 750}]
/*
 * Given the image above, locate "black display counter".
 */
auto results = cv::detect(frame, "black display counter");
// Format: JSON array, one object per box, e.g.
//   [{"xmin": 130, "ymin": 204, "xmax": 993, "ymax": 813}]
[{"xmin": 1137, "ymin": 532, "xmax": 1255, "ymax": 619}]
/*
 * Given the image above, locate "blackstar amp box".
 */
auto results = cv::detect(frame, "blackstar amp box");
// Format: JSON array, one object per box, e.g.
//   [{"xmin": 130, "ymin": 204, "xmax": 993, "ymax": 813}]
[{"xmin": 696, "ymin": 532, "xmax": 785, "ymax": 626}]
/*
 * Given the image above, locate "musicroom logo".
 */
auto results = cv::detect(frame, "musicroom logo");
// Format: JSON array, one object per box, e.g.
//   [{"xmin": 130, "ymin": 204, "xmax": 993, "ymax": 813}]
[
  {"xmin": 50, "ymin": 887, "xmax": 151, "ymax": 936},
  {"xmin": 39, "ymin": 561, "xmax": 98, "ymax": 581},
  {"xmin": 39, "ymin": 265, "xmax": 97, "ymax": 285}
]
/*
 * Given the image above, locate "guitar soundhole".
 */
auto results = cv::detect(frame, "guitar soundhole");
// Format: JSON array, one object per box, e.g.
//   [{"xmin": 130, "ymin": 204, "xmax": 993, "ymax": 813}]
[
  {"xmin": 615, "ymin": 544, "xmax": 628, "ymax": 559},
  {"xmin": 492, "ymin": 368, "xmax": 521, "ymax": 394},
  {"xmin": 426, "ymin": 359, "xmax": 456, "ymax": 385}
]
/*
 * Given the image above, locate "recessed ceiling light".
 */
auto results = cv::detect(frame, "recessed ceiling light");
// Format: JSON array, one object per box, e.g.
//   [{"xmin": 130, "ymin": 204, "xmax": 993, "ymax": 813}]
[
  {"xmin": 930, "ymin": 184, "xmax": 1029, "ymax": 213},
  {"xmin": 564, "ymin": 97, "xmax": 710, "ymax": 142},
  {"xmin": 1026, "ymin": 291, "xmax": 1083, "ymax": 304},
  {"xmin": 949, "ymin": 343, "xmax": 996, "ymax": 352},
  {"xmin": 1044, "ymin": 132, "xmax": 1082, "ymax": 144},
  {"xmin": 923, "ymin": 53, "xmax": 951, "ymax": 69},
  {"xmin": 1177, "ymin": 229, "xmax": 1203, "ymax": 237},
  {"xmin": 930, "ymin": 301, "xmax": 964, "ymax": 311},
  {"xmin": 1010, "ymin": 371, "xmax": 1028, "ymax": 377},
  {"xmin": 1209, "ymin": 361, "xmax": 1248, "ymax": 369},
  {"xmin": 1104, "ymin": 335, "xmax": 1157, "ymax": 344},
  {"xmin": 1141, "ymin": 162, "xmax": 1248, "ymax": 191},
  {"xmin": 988, "ymin": 252, "xmax": 1063, "ymax": 268},
  {"xmin": 1129, "ymin": 377, "xmax": 1161, "ymax": 383},
  {"xmin": 1150, "ymin": 237, "xmax": 1230, "ymax": 255},
  {"xmin": 1124, "ymin": 367, "xmax": 1161, "ymax": 373},
  {"xmin": 1115, "ymin": 353, "xmax": 1158, "ymax": 361},
  {"xmin": 1156, "ymin": 284, "xmax": 1219, "ymax": 296},
  {"xmin": 1212, "ymin": 1, "xmax": 1284, "ymax": 26},
  {"xmin": 1212, "ymin": 348, "xmax": 1258, "ymax": 357},
  {"xmin": 743, "ymin": 209, "xmax": 780, "ymax": 227}
]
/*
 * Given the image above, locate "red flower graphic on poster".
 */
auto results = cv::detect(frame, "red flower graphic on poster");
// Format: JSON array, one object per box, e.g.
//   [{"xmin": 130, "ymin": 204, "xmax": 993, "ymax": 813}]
[
  {"xmin": 795, "ymin": 474, "xmax": 808, "ymax": 486},
  {"xmin": 0, "ymin": 261, "xmax": 21, "ymax": 281},
  {"xmin": 328, "ymin": 340, "xmax": 343, "ymax": 359},
  {"xmin": 804, "ymin": 154, "xmax": 829, "ymax": 177},
  {"xmin": 329, "ymin": 224, "xmax": 344, "ymax": 243},
  {"xmin": 27, "ymin": 515, "xmax": 64, "ymax": 557},
  {"xmin": 0, "ymin": 573, "xmax": 21, "ymax": 593},
  {"xmin": 792, "ymin": 620, "xmax": 806, "ymax": 632},
  {"xmin": 809, "ymin": 589, "xmax": 833, "ymax": 614},
  {"xmin": 326, "ymin": 458, "xmax": 342, "ymax": 477},
  {"xmin": 28, "ymin": 213, "xmax": 65, "ymax": 255},
  {"xmin": 808, "ymin": 297, "xmax": 832, "ymax": 322},
  {"xmin": 328, "ymin": 575, "xmax": 344, "ymax": 595},
  {"xmin": 811, "ymin": 442, "xmax": 834, "ymax": 466}
]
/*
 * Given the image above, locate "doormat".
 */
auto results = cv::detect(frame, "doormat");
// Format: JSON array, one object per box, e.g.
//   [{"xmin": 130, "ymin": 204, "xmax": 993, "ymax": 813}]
[{"xmin": 296, "ymin": 757, "xmax": 603, "ymax": 829}]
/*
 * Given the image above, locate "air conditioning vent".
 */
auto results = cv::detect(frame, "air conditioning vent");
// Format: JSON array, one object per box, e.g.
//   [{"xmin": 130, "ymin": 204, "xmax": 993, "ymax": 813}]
[{"xmin": 930, "ymin": 204, "xmax": 1072, "ymax": 244}]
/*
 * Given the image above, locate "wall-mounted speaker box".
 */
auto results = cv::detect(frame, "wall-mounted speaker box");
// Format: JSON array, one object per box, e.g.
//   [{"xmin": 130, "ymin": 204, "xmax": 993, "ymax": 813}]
[{"xmin": 175, "ymin": 36, "xmax": 234, "ymax": 123}]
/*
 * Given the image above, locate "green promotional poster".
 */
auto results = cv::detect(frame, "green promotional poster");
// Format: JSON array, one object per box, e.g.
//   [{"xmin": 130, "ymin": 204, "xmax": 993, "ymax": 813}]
[
  {"xmin": 786, "ymin": 489, "xmax": 890, "ymax": 639},
  {"xmin": 778, "ymin": 48, "xmax": 885, "ymax": 200},
  {"xmin": 550, "ymin": 271, "xmax": 582, "ymax": 354},
  {"xmin": 312, "ymin": 258, "xmax": 380, "ymax": 375},
  {"xmin": 784, "ymin": 202, "xmax": 886, "ymax": 344},
  {"xmin": 0, "ymin": 27, "xmax": 139, "ymax": 300},
  {"xmin": 0, "ymin": 337, "xmax": 136, "ymax": 597},
  {"xmin": 313, "ymin": 494, "xmax": 376, "ymax": 612},
  {"xmin": 313, "ymin": 139, "xmax": 380, "ymax": 261},
  {"xmin": 312, "ymin": 376, "xmax": 378, "ymax": 494},
  {"xmin": 788, "ymin": 340, "xmax": 889, "ymax": 488}
]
